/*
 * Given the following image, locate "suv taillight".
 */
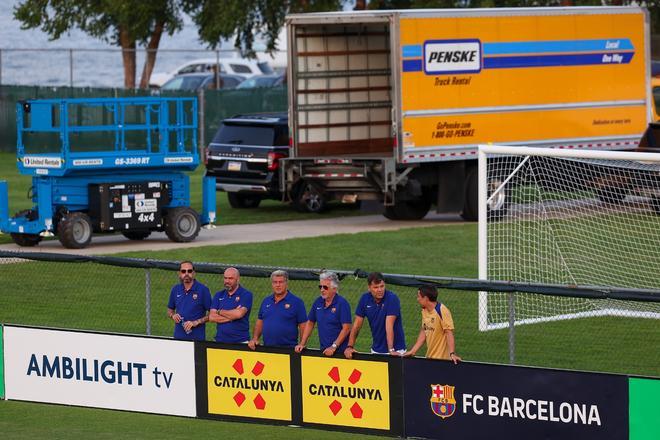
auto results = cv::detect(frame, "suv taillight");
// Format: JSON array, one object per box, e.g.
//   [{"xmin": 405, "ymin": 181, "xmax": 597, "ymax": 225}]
[{"xmin": 267, "ymin": 152, "xmax": 286, "ymax": 171}]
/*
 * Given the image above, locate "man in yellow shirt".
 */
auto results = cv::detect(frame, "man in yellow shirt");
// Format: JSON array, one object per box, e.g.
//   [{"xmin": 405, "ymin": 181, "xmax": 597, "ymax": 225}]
[{"xmin": 403, "ymin": 285, "xmax": 461, "ymax": 363}]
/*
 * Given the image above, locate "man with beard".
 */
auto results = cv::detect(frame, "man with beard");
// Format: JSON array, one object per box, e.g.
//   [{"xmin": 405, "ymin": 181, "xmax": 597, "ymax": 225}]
[
  {"xmin": 167, "ymin": 260, "xmax": 212, "ymax": 340},
  {"xmin": 209, "ymin": 267, "xmax": 253, "ymax": 343}
]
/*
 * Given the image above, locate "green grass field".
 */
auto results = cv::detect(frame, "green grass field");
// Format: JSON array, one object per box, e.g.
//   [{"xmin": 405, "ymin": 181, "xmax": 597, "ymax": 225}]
[{"xmin": 0, "ymin": 151, "xmax": 365, "ymax": 245}]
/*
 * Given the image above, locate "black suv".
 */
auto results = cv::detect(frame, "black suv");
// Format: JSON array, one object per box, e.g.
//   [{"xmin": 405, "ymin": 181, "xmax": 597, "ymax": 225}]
[{"xmin": 205, "ymin": 113, "xmax": 289, "ymax": 208}]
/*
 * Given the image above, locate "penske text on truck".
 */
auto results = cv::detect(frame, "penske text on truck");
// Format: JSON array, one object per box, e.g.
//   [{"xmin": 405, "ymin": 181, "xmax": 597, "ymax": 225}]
[{"xmin": 281, "ymin": 7, "xmax": 651, "ymax": 219}]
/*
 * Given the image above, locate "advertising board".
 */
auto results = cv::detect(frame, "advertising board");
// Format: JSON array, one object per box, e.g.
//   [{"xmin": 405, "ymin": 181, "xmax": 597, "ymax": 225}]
[{"xmin": 3, "ymin": 326, "xmax": 196, "ymax": 417}]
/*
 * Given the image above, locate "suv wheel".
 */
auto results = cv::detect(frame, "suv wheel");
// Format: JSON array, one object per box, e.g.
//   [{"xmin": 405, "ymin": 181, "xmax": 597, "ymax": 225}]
[
  {"xmin": 227, "ymin": 193, "xmax": 262, "ymax": 209},
  {"xmin": 293, "ymin": 181, "xmax": 327, "ymax": 213}
]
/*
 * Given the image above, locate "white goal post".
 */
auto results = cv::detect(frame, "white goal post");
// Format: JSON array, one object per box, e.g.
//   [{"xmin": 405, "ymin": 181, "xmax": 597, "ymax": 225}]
[{"xmin": 478, "ymin": 145, "xmax": 660, "ymax": 331}]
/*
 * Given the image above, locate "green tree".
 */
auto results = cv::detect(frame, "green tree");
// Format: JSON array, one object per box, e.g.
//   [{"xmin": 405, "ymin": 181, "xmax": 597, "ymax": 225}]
[
  {"xmin": 183, "ymin": 0, "xmax": 345, "ymax": 56},
  {"xmin": 14, "ymin": 0, "xmax": 185, "ymax": 88}
]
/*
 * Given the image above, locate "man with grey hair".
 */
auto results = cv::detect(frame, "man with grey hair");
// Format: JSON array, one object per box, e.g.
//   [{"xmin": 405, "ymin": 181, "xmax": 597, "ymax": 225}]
[
  {"xmin": 208, "ymin": 267, "xmax": 253, "ymax": 344},
  {"xmin": 248, "ymin": 270, "xmax": 307, "ymax": 349},
  {"xmin": 295, "ymin": 271, "xmax": 352, "ymax": 356}
]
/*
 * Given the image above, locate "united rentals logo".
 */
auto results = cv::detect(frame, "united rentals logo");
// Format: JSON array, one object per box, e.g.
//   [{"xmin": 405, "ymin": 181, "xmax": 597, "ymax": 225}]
[
  {"xmin": 301, "ymin": 357, "xmax": 390, "ymax": 429},
  {"xmin": 430, "ymin": 384, "xmax": 456, "ymax": 419},
  {"xmin": 206, "ymin": 349, "xmax": 291, "ymax": 420}
]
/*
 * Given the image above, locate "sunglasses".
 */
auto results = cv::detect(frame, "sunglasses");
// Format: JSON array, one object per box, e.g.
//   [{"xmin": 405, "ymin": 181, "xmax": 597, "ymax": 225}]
[
  {"xmin": 180, "ymin": 269, "xmax": 194, "ymax": 274},
  {"xmin": 318, "ymin": 285, "xmax": 331, "ymax": 290}
]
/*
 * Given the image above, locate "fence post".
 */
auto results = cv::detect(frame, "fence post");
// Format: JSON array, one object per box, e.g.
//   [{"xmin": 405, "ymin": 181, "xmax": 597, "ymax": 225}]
[
  {"xmin": 198, "ymin": 88, "xmax": 205, "ymax": 157},
  {"xmin": 145, "ymin": 268, "xmax": 152, "ymax": 335},
  {"xmin": 69, "ymin": 49, "xmax": 74, "ymax": 87},
  {"xmin": 508, "ymin": 292, "xmax": 515, "ymax": 364}
]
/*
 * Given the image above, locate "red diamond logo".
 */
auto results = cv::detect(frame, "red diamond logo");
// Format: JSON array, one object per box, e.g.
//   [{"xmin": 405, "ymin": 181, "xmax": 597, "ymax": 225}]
[
  {"xmin": 328, "ymin": 366, "xmax": 340, "ymax": 383},
  {"xmin": 350, "ymin": 402, "xmax": 363, "ymax": 419},
  {"xmin": 233, "ymin": 391, "xmax": 245, "ymax": 407},
  {"xmin": 348, "ymin": 369, "xmax": 362, "ymax": 384},
  {"xmin": 329, "ymin": 399, "xmax": 342, "ymax": 416},
  {"xmin": 253, "ymin": 393, "xmax": 266, "ymax": 410},
  {"xmin": 232, "ymin": 359, "xmax": 244, "ymax": 375},
  {"xmin": 252, "ymin": 361, "xmax": 265, "ymax": 376}
]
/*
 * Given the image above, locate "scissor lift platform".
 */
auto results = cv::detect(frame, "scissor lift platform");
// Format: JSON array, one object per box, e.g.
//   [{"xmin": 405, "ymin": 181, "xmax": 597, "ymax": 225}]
[{"xmin": 0, "ymin": 97, "xmax": 216, "ymax": 248}]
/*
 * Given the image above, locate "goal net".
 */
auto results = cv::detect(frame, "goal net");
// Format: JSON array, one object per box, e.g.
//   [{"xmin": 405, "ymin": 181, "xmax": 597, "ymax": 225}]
[{"xmin": 478, "ymin": 145, "xmax": 660, "ymax": 331}]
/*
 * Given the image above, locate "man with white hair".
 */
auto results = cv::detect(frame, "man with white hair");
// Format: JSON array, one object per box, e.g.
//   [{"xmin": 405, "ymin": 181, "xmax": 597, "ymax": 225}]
[{"xmin": 295, "ymin": 271, "xmax": 352, "ymax": 356}]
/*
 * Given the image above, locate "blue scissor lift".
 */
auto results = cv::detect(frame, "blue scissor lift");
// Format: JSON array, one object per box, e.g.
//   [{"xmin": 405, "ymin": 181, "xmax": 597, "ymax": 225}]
[{"xmin": 0, "ymin": 97, "xmax": 216, "ymax": 249}]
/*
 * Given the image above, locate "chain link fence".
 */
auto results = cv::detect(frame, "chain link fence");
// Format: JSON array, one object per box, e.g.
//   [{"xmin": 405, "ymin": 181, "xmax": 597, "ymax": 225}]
[
  {"xmin": 0, "ymin": 84, "xmax": 287, "ymax": 152},
  {"xmin": 1, "ymin": 251, "xmax": 658, "ymax": 378}
]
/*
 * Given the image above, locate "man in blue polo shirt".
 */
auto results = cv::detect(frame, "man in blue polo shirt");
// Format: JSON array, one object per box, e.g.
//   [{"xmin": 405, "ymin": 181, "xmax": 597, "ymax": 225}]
[
  {"xmin": 167, "ymin": 261, "xmax": 212, "ymax": 341},
  {"xmin": 295, "ymin": 271, "xmax": 352, "ymax": 356},
  {"xmin": 209, "ymin": 267, "xmax": 253, "ymax": 343},
  {"xmin": 344, "ymin": 272, "xmax": 406, "ymax": 358},
  {"xmin": 248, "ymin": 270, "xmax": 307, "ymax": 349}
]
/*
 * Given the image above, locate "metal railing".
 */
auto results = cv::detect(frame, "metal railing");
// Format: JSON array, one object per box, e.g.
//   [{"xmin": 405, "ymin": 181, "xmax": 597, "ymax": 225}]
[{"xmin": 1, "ymin": 250, "xmax": 658, "ymax": 378}]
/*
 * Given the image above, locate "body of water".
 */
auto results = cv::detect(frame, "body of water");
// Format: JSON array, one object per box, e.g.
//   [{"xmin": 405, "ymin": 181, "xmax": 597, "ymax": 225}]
[{"xmin": 0, "ymin": 1, "xmax": 286, "ymax": 88}]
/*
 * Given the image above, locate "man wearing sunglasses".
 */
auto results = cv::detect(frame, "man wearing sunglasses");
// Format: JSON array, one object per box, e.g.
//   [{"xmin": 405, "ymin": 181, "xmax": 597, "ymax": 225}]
[
  {"xmin": 249, "ymin": 270, "xmax": 307, "ymax": 349},
  {"xmin": 167, "ymin": 261, "xmax": 212, "ymax": 340},
  {"xmin": 344, "ymin": 272, "xmax": 406, "ymax": 358},
  {"xmin": 295, "ymin": 271, "xmax": 352, "ymax": 356},
  {"xmin": 209, "ymin": 267, "xmax": 253, "ymax": 344}
]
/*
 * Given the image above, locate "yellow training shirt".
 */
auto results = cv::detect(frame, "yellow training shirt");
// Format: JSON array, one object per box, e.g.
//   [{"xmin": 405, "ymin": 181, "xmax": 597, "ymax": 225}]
[{"xmin": 421, "ymin": 303, "xmax": 454, "ymax": 360}]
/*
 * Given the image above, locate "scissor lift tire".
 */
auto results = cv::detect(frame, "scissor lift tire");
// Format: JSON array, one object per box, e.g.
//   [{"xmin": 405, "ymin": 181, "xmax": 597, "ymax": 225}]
[
  {"xmin": 164, "ymin": 207, "xmax": 200, "ymax": 242},
  {"xmin": 58, "ymin": 212, "xmax": 93, "ymax": 249}
]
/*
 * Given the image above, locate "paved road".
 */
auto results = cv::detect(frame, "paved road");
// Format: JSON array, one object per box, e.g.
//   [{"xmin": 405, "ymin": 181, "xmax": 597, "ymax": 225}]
[{"xmin": 0, "ymin": 212, "xmax": 464, "ymax": 256}]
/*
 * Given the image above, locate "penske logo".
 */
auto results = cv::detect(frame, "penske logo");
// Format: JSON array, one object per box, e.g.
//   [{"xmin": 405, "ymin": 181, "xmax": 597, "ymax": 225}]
[
  {"xmin": 424, "ymin": 39, "xmax": 481, "ymax": 74},
  {"xmin": 301, "ymin": 357, "xmax": 390, "ymax": 429},
  {"xmin": 206, "ymin": 349, "xmax": 291, "ymax": 420}
]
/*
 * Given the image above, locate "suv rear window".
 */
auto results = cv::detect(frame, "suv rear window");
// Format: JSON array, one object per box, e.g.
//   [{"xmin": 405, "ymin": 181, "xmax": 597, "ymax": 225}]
[{"xmin": 213, "ymin": 123, "xmax": 285, "ymax": 146}]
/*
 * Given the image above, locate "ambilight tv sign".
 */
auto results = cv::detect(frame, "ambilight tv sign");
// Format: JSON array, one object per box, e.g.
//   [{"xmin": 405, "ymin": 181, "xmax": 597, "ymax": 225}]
[{"xmin": 3, "ymin": 326, "xmax": 196, "ymax": 416}]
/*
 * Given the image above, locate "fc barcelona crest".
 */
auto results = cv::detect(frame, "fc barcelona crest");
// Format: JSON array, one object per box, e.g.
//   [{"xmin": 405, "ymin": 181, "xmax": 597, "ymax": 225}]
[{"xmin": 430, "ymin": 384, "xmax": 456, "ymax": 419}]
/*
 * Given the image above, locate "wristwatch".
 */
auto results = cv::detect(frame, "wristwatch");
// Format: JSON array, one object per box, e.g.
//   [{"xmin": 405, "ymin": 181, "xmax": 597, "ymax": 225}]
[
  {"xmin": 331, "ymin": 343, "xmax": 338, "ymax": 349},
  {"xmin": 389, "ymin": 348, "xmax": 395, "ymax": 352}
]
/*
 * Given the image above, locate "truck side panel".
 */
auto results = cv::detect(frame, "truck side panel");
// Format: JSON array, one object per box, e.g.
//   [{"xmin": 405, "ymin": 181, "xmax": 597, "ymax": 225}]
[{"xmin": 399, "ymin": 9, "xmax": 649, "ymax": 161}]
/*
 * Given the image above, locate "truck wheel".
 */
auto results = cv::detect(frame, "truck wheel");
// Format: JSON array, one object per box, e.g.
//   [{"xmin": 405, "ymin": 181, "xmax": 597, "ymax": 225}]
[
  {"xmin": 122, "ymin": 231, "xmax": 151, "ymax": 240},
  {"xmin": 227, "ymin": 193, "xmax": 262, "ymax": 209},
  {"xmin": 58, "ymin": 212, "xmax": 93, "ymax": 249},
  {"xmin": 10, "ymin": 233, "xmax": 42, "ymax": 247},
  {"xmin": 293, "ymin": 181, "xmax": 327, "ymax": 213},
  {"xmin": 461, "ymin": 167, "xmax": 509, "ymax": 221},
  {"xmin": 383, "ymin": 198, "xmax": 431, "ymax": 220},
  {"xmin": 164, "ymin": 207, "xmax": 200, "ymax": 242}
]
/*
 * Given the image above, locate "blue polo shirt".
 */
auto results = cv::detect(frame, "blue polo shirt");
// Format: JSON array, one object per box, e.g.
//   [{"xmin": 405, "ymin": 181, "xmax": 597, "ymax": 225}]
[
  {"xmin": 355, "ymin": 290, "xmax": 406, "ymax": 353},
  {"xmin": 211, "ymin": 285, "xmax": 253, "ymax": 343},
  {"xmin": 308, "ymin": 294, "xmax": 352, "ymax": 352},
  {"xmin": 167, "ymin": 280, "xmax": 212, "ymax": 341},
  {"xmin": 258, "ymin": 291, "xmax": 307, "ymax": 348}
]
